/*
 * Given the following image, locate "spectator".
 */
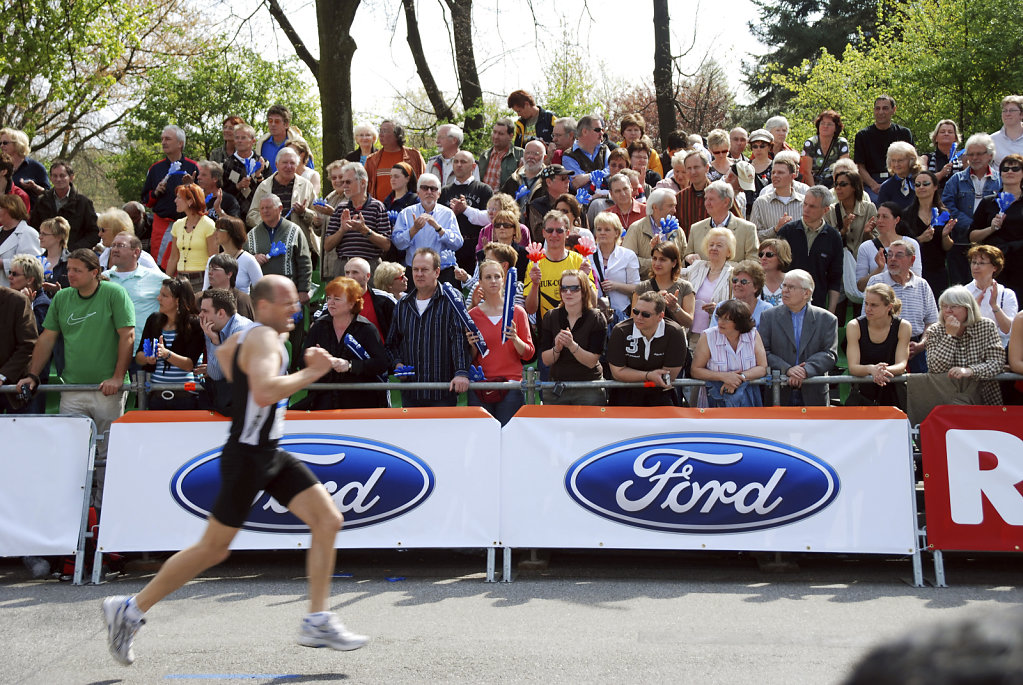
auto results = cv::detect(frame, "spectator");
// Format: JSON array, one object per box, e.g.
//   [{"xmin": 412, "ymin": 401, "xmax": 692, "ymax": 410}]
[
  {"xmin": 331, "ymin": 257, "xmax": 395, "ymax": 341},
  {"xmin": 440, "ymin": 150, "xmax": 493, "ymax": 272},
  {"xmin": 166, "ymin": 184, "xmax": 217, "ymax": 293},
  {"xmin": 141, "ymin": 125, "xmax": 200, "ymax": 271},
  {"xmin": 942, "ymin": 132, "xmax": 1001, "ymax": 285},
  {"xmin": 0, "ymin": 285, "xmax": 37, "ymax": 413},
  {"xmin": 705, "ymin": 129, "xmax": 733, "ymax": 184},
  {"xmin": 365, "ymin": 120, "xmax": 427, "ymax": 202},
  {"xmin": 204, "ymin": 253, "xmax": 254, "ymax": 320},
  {"xmin": 209, "ymin": 115, "xmax": 244, "ymax": 165},
  {"xmin": 729, "ymin": 127, "xmax": 749, "ymax": 161},
  {"xmin": 619, "ymin": 188, "xmax": 681, "ymax": 279},
  {"xmin": 657, "ymin": 150, "xmax": 690, "ymax": 194},
  {"xmin": 382, "ymin": 162, "xmax": 418, "ymax": 216},
  {"xmin": 201, "ymin": 215, "xmax": 263, "ymax": 294},
  {"xmin": 588, "ymin": 212, "xmax": 640, "ymax": 317},
  {"xmin": 760, "ymin": 268, "xmax": 838, "ymax": 406},
  {"xmin": 196, "ymin": 288, "xmax": 253, "ymax": 415},
  {"xmin": 0, "ymin": 194, "xmax": 40, "ymax": 288},
  {"xmin": 685, "ymin": 180, "xmax": 759, "ymax": 263},
  {"xmin": 391, "ymin": 173, "xmax": 462, "ymax": 285},
  {"xmin": 548, "ymin": 116, "xmax": 576, "ymax": 166},
  {"xmin": 0, "ymin": 127, "xmax": 49, "ymax": 202},
  {"xmin": 965, "ymin": 244, "xmax": 1017, "ymax": 347},
  {"xmin": 247, "ymin": 195, "xmax": 312, "ymax": 308},
  {"xmin": 876, "ymin": 141, "xmax": 921, "ymax": 210},
  {"xmin": 1009, "ymin": 312, "xmax": 1023, "ymax": 375},
  {"xmin": 0, "ymin": 150, "xmax": 32, "ymax": 214},
  {"xmin": 992, "ymin": 95, "xmax": 1023, "ymax": 165},
  {"xmin": 605, "ymin": 290, "xmax": 686, "ymax": 406},
  {"xmin": 196, "ymin": 160, "xmax": 241, "ymax": 220},
  {"xmin": 620, "ymin": 113, "xmax": 664, "ymax": 178},
  {"xmin": 8, "ymin": 254, "xmax": 50, "ymax": 333},
  {"xmin": 524, "ymin": 210, "xmax": 593, "ymax": 321},
  {"xmin": 926, "ymin": 285, "xmax": 1005, "ymax": 405},
  {"xmin": 539, "ymin": 269, "xmax": 607, "ymax": 406},
  {"xmin": 799, "ymin": 110, "xmax": 850, "ymax": 188},
  {"xmin": 466, "ymin": 260, "xmax": 534, "ymax": 424},
  {"xmin": 508, "ymin": 89, "xmax": 556, "ymax": 147},
  {"xmin": 901, "ymin": 169, "xmax": 953, "ymax": 300},
  {"xmin": 373, "ymin": 261, "xmax": 408, "ymax": 301},
  {"xmin": 426, "ymin": 124, "xmax": 473, "ymax": 187},
  {"xmin": 476, "ymin": 193, "xmax": 531, "ymax": 251},
  {"xmin": 28, "ymin": 159, "xmax": 99, "ymax": 250},
  {"xmin": 479, "ymin": 118, "xmax": 524, "ymax": 192},
  {"xmin": 973, "ymin": 153, "xmax": 1023, "ymax": 299},
  {"xmin": 765, "ymin": 115, "xmax": 794, "ymax": 156},
  {"xmin": 135, "ymin": 276, "xmax": 204, "ymax": 410},
  {"xmin": 16, "ymin": 249, "xmax": 134, "ymax": 505},
  {"xmin": 676, "ymin": 150, "xmax": 723, "ymax": 236},
  {"xmin": 564, "ymin": 115, "xmax": 610, "ymax": 190},
  {"xmin": 247, "ymin": 148, "xmax": 318, "ymax": 264},
  {"xmin": 778, "ymin": 185, "xmax": 844, "ymax": 313},
  {"xmin": 692, "ymin": 299, "xmax": 768, "ymax": 407},
  {"xmin": 758, "ymin": 238, "xmax": 791, "ymax": 306},
  {"xmin": 712, "ymin": 260, "xmax": 772, "ymax": 328},
  {"xmin": 854, "ymin": 95, "xmax": 914, "ymax": 202},
  {"xmin": 682, "ymin": 227, "xmax": 736, "ymax": 347},
  {"xmin": 103, "ymin": 232, "xmax": 166, "ymax": 350},
  {"xmin": 222, "ymin": 123, "xmax": 267, "ymax": 217},
  {"xmin": 751, "ymin": 151, "xmax": 805, "ymax": 241},
  {"xmin": 385, "ymin": 248, "xmax": 471, "ymax": 407},
  {"xmin": 501, "ymin": 139, "xmax": 547, "ymax": 209},
  {"xmin": 98, "ymin": 207, "xmax": 158, "ymax": 271},
  {"xmin": 344, "ymin": 122, "xmax": 379, "ymax": 165},
  {"xmin": 604, "ymin": 172, "xmax": 646, "ymax": 230},
  {"xmin": 826, "ymin": 169, "xmax": 878, "ymax": 255},
  {"xmin": 526, "ymin": 165, "xmax": 573, "ymax": 240},
  {"xmin": 864, "ymin": 240, "xmax": 938, "ymax": 373},
  {"xmin": 36, "ymin": 216, "xmax": 71, "ymax": 293},
  {"xmin": 856, "ymin": 201, "xmax": 923, "ymax": 291},
  {"xmin": 846, "ymin": 282, "xmax": 911, "ymax": 408},
  {"xmin": 457, "ymin": 211, "xmax": 529, "ymax": 293},
  {"xmin": 288, "ymin": 138, "xmax": 321, "ymax": 197},
  {"xmin": 554, "ymin": 193, "xmax": 590, "ymax": 233},
  {"xmin": 632, "ymin": 241, "xmax": 695, "ymax": 332},
  {"xmin": 257, "ymin": 104, "xmax": 311, "ymax": 174},
  {"xmin": 303, "ymin": 276, "xmax": 391, "ymax": 410},
  {"xmin": 920, "ymin": 119, "xmax": 963, "ymax": 188},
  {"xmin": 122, "ymin": 200, "xmax": 152, "ymax": 250},
  {"xmin": 747, "ymin": 129, "xmax": 775, "ymax": 196},
  {"xmin": 324, "ymin": 162, "xmax": 392, "ymax": 277}
]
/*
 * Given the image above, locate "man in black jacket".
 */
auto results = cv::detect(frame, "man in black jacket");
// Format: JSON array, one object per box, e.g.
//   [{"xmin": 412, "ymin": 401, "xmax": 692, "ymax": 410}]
[
  {"xmin": 777, "ymin": 186, "xmax": 843, "ymax": 313},
  {"xmin": 28, "ymin": 160, "xmax": 98, "ymax": 250}
]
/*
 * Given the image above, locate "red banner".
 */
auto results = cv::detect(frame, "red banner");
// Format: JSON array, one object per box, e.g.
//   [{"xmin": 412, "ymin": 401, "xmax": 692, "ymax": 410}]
[{"xmin": 921, "ymin": 406, "xmax": 1023, "ymax": 552}]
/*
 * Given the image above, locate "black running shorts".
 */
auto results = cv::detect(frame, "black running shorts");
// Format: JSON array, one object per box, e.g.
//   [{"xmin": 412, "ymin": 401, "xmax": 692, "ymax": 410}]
[{"xmin": 210, "ymin": 442, "xmax": 320, "ymax": 528}]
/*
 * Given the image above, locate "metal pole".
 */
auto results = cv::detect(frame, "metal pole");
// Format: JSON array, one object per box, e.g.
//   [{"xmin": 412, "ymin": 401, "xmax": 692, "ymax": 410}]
[{"xmin": 771, "ymin": 368, "xmax": 782, "ymax": 406}]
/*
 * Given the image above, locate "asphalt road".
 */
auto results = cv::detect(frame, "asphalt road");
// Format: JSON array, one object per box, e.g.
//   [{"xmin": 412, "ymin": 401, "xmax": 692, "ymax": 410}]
[{"xmin": 2, "ymin": 549, "xmax": 1021, "ymax": 685}]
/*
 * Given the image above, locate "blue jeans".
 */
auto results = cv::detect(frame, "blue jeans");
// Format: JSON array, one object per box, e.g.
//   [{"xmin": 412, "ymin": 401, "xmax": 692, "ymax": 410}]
[{"xmin": 468, "ymin": 388, "xmax": 524, "ymax": 425}]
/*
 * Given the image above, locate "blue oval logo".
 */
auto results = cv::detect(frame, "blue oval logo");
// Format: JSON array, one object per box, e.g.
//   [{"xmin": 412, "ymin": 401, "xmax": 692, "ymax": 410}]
[
  {"xmin": 565, "ymin": 433, "xmax": 839, "ymax": 533},
  {"xmin": 171, "ymin": 433, "xmax": 435, "ymax": 533}
]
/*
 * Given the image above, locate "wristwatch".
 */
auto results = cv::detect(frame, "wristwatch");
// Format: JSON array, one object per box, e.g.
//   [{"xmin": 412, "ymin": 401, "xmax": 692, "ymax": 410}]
[{"xmin": 738, "ymin": 372, "xmax": 747, "ymax": 381}]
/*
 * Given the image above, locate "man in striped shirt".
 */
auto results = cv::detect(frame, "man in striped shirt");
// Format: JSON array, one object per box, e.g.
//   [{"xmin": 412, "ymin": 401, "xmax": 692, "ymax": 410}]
[
  {"xmin": 323, "ymin": 162, "xmax": 391, "ymax": 278},
  {"xmin": 386, "ymin": 247, "xmax": 471, "ymax": 407}
]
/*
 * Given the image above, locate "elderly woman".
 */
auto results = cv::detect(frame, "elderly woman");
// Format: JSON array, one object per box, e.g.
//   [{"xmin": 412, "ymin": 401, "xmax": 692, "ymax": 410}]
[
  {"xmin": 764, "ymin": 116, "xmax": 794, "ymax": 156},
  {"xmin": 135, "ymin": 276, "xmax": 205, "ymax": 410},
  {"xmin": 0, "ymin": 127, "xmax": 49, "ymax": 203},
  {"xmin": 972, "ymin": 153, "xmax": 1023, "ymax": 299},
  {"xmin": 539, "ymin": 269, "xmax": 607, "ymax": 406},
  {"xmin": 705, "ymin": 129, "xmax": 733, "ymax": 183},
  {"xmin": 747, "ymin": 129, "xmax": 775, "ymax": 194},
  {"xmin": 656, "ymin": 150, "xmax": 690, "ymax": 193},
  {"xmin": 373, "ymin": 261, "xmax": 407, "ymax": 300},
  {"xmin": 200, "ymin": 215, "xmax": 263, "ymax": 294},
  {"xmin": 0, "ymin": 194, "xmax": 40, "ymax": 288},
  {"xmin": 712, "ymin": 260, "xmax": 772, "ymax": 327},
  {"xmin": 691, "ymin": 299, "xmax": 768, "ymax": 407},
  {"xmin": 846, "ymin": 283, "xmax": 911, "ymax": 408},
  {"xmin": 758, "ymin": 238, "xmax": 791, "ymax": 305},
  {"xmin": 964, "ymin": 244, "xmax": 1017, "ymax": 348},
  {"xmin": 288, "ymin": 138, "xmax": 321, "ymax": 197},
  {"xmin": 36, "ymin": 216, "xmax": 71, "ymax": 292},
  {"xmin": 619, "ymin": 113, "xmax": 664, "ymax": 177},
  {"xmin": 466, "ymin": 260, "xmax": 534, "ymax": 424},
  {"xmin": 589, "ymin": 212, "xmax": 641, "ymax": 316},
  {"xmin": 622, "ymin": 187, "xmax": 685, "ymax": 278},
  {"xmin": 877, "ymin": 141, "xmax": 921, "ymax": 210},
  {"xmin": 246, "ymin": 147, "xmax": 318, "ymax": 255},
  {"xmin": 826, "ymin": 169, "xmax": 878, "ymax": 254},
  {"xmin": 856, "ymin": 202, "xmax": 922, "ymax": 290},
  {"xmin": 167, "ymin": 184, "xmax": 217, "ymax": 292},
  {"xmin": 345, "ymin": 123, "xmax": 379, "ymax": 165},
  {"xmin": 920, "ymin": 119, "xmax": 964, "ymax": 188},
  {"xmin": 632, "ymin": 241, "xmax": 695, "ymax": 330},
  {"xmin": 902, "ymin": 169, "xmax": 955, "ymax": 300},
  {"xmin": 799, "ymin": 110, "xmax": 850, "ymax": 188},
  {"xmin": 97, "ymin": 207, "xmax": 158, "ymax": 270},
  {"xmin": 682, "ymin": 226, "xmax": 735, "ymax": 346},
  {"xmin": 302, "ymin": 276, "xmax": 391, "ymax": 409},
  {"xmin": 926, "ymin": 285, "xmax": 1006, "ymax": 405}
]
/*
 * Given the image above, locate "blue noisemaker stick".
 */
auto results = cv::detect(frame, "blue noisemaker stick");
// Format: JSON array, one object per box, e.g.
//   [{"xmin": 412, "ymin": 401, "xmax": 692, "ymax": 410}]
[
  {"xmin": 589, "ymin": 169, "xmax": 606, "ymax": 188},
  {"xmin": 515, "ymin": 184, "xmax": 530, "ymax": 201},
  {"xmin": 313, "ymin": 198, "xmax": 330, "ymax": 208},
  {"xmin": 393, "ymin": 364, "xmax": 415, "ymax": 378},
  {"xmin": 441, "ymin": 282, "xmax": 488, "ymax": 358},
  {"xmin": 345, "ymin": 333, "xmax": 387, "ymax": 381},
  {"xmin": 659, "ymin": 215, "xmax": 680, "ymax": 237},
  {"xmin": 268, "ymin": 241, "xmax": 287, "ymax": 257},
  {"xmin": 387, "ymin": 210, "xmax": 398, "ymax": 225},
  {"xmin": 997, "ymin": 192, "xmax": 1016, "ymax": 214},
  {"xmin": 930, "ymin": 208, "xmax": 951, "ymax": 226},
  {"xmin": 575, "ymin": 187, "xmax": 592, "ymax": 205},
  {"xmin": 501, "ymin": 266, "xmax": 517, "ymax": 344},
  {"xmin": 244, "ymin": 157, "xmax": 258, "ymax": 176},
  {"xmin": 469, "ymin": 365, "xmax": 486, "ymax": 382},
  {"xmin": 440, "ymin": 249, "xmax": 457, "ymax": 269},
  {"xmin": 949, "ymin": 142, "xmax": 965, "ymax": 164}
]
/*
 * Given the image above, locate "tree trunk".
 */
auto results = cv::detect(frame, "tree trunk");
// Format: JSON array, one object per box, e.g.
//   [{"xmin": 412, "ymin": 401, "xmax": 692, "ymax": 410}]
[
  {"xmin": 444, "ymin": 0, "xmax": 484, "ymax": 136},
  {"xmin": 652, "ymin": 0, "xmax": 675, "ymax": 146},
  {"xmin": 316, "ymin": 1, "xmax": 359, "ymax": 163},
  {"xmin": 402, "ymin": 0, "xmax": 455, "ymax": 122}
]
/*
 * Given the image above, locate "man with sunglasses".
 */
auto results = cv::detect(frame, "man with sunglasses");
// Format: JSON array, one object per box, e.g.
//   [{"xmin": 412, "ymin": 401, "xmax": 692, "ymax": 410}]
[
  {"xmin": 607, "ymin": 291, "xmax": 686, "ymax": 406},
  {"xmin": 564, "ymin": 115, "xmax": 610, "ymax": 190},
  {"xmin": 524, "ymin": 210, "xmax": 594, "ymax": 320},
  {"xmin": 391, "ymin": 173, "xmax": 462, "ymax": 286}
]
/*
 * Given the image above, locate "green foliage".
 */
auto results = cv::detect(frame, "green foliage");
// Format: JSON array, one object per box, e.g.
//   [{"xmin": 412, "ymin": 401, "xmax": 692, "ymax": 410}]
[
  {"xmin": 773, "ymin": 0, "xmax": 1023, "ymax": 155},
  {"xmin": 533, "ymin": 22, "xmax": 605, "ymax": 121}
]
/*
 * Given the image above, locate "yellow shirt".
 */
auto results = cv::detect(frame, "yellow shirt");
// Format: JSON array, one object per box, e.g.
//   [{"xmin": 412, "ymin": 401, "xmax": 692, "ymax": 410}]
[
  {"xmin": 172, "ymin": 215, "xmax": 216, "ymax": 272},
  {"xmin": 523, "ymin": 251, "xmax": 596, "ymax": 319}
]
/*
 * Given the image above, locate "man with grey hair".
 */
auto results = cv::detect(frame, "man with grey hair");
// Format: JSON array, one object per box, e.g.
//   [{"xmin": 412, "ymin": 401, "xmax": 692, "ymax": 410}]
[
  {"xmin": 992, "ymin": 95, "xmax": 1023, "ymax": 165},
  {"xmin": 440, "ymin": 150, "xmax": 493, "ymax": 272},
  {"xmin": 778, "ymin": 185, "xmax": 843, "ymax": 313},
  {"xmin": 141, "ymin": 124, "xmax": 199, "ymax": 271},
  {"xmin": 479, "ymin": 117, "xmax": 524, "ymax": 191},
  {"xmin": 864, "ymin": 239, "xmax": 938, "ymax": 373},
  {"xmin": 564, "ymin": 115, "xmax": 610, "ymax": 189},
  {"xmin": 686, "ymin": 180, "xmax": 759, "ymax": 262},
  {"xmin": 759, "ymin": 268, "xmax": 838, "ymax": 406},
  {"xmin": 427, "ymin": 123, "xmax": 475, "ymax": 186},
  {"xmin": 324, "ymin": 162, "xmax": 391, "ymax": 277},
  {"xmin": 549, "ymin": 116, "xmax": 577, "ymax": 166},
  {"xmin": 196, "ymin": 160, "xmax": 240, "ymax": 219},
  {"xmin": 729, "ymin": 127, "xmax": 749, "ymax": 161},
  {"xmin": 942, "ymin": 132, "xmax": 1002, "ymax": 283},
  {"xmin": 502, "ymin": 139, "xmax": 547, "ymax": 207}
]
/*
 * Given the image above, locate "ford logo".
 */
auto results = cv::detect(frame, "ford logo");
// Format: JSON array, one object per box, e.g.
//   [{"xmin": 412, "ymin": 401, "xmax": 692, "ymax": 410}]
[
  {"xmin": 565, "ymin": 433, "xmax": 839, "ymax": 533},
  {"xmin": 171, "ymin": 434, "xmax": 435, "ymax": 533}
]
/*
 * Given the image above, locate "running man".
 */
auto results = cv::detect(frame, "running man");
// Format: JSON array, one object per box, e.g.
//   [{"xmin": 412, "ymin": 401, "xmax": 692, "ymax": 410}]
[{"xmin": 102, "ymin": 275, "xmax": 367, "ymax": 665}]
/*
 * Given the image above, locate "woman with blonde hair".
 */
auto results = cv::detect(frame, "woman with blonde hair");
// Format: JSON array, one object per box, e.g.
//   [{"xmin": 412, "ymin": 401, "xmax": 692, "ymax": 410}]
[
  {"xmin": 926, "ymin": 285, "xmax": 1005, "ymax": 405},
  {"xmin": 36, "ymin": 216, "xmax": 71, "ymax": 291},
  {"xmin": 681, "ymin": 226, "xmax": 734, "ymax": 345},
  {"xmin": 877, "ymin": 141, "xmax": 921, "ymax": 210},
  {"xmin": 846, "ymin": 282, "xmax": 911, "ymax": 407},
  {"xmin": 97, "ymin": 207, "xmax": 158, "ymax": 270}
]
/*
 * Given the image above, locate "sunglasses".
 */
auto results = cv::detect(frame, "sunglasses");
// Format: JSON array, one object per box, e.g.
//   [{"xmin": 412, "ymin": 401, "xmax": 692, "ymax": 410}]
[
  {"xmin": 914, "ymin": 180, "xmax": 933, "ymax": 187},
  {"xmin": 834, "ymin": 181, "xmax": 851, "ymax": 188},
  {"xmin": 591, "ymin": 127, "xmax": 604, "ymax": 133},
  {"xmin": 631, "ymin": 308, "xmax": 654, "ymax": 318},
  {"xmin": 759, "ymin": 251, "xmax": 776, "ymax": 258},
  {"xmin": 8, "ymin": 270, "xmax": 23, "ymax": 277},
  {"xmin": 560, "ymin": 284, "xmax": 582, "ymax": 293},
  {"xmin": 419, "ymin": 186, "xmax": 440, "ymax": 192},
  {"xmin": 750, "ymin": 142, "xmax": 770, "ymax": 149},
  {"xmin": 711, "ymin": 150, "xmax": 729, "ymax": 156},
  {"xmin": 731, "ymin": 277, "xmax": 753, "ymax": 286},
  {"xmin": 494, "ymin": 222, "xmax": 516, "ymax": 229},
  {"xmin": 544, "ymin": 227, "xmax": 567, "ymax": 234},
  {"xmin": 1001, "ymin": 165, "xmax": 1023, "ymax": 173}
]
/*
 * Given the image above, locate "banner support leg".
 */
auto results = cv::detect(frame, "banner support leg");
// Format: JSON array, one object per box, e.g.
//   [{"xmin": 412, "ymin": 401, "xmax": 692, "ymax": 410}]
[
  {"xmin": 73, "ymin": 417, "xmax": 99, "ymax": 586},
  {"xmin": 502, "ymin": 547, "xmax": 512, "ymax": 582},
  {"xmin": 933, "ymin": 550, "xmax": 947, "ymax": 588},
  {"xmin": 485, "ymin": 547, "xmax": 495, "ymax": 583}
]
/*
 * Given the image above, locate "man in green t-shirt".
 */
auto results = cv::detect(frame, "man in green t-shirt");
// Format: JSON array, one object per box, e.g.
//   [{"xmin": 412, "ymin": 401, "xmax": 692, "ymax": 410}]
[{"xmin": 17, "ymin": 248, "xmax": 135, "ymax": 506}]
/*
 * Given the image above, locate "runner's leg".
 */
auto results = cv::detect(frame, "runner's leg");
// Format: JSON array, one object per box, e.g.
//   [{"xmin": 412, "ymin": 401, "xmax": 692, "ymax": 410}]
[{"xmin": 286, "ymin": 483, "xmax": 343, "ymax": 613}]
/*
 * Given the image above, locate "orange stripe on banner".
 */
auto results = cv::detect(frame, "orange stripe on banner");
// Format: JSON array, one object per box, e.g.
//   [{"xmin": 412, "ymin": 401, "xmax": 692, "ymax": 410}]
[
  {"xmin": 114, "ymin": 407, "xmax": 495, "ymax": 423},
  {"xmin": 511, "ymin": 406, "xmax": 908, "ymax": 420}
]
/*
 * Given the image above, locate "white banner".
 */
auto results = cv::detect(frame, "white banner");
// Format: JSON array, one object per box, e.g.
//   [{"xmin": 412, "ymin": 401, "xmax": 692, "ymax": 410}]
[
  {"xmin": 0, "ymin": 416, "xmax": 93, "ymax": 556},
  {"xmin": 500, "ymin": 409, "xmax": 917, "ymax": 554},
  {"xmin": 99, "ymin": 410, "xmax": 501, "ymax": 552}
]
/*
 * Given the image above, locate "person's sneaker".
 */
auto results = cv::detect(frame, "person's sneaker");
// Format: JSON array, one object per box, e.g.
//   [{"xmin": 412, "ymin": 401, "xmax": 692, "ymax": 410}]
[
  {"xmin": 102, "ymin": 596, "xmax": 144, "ymax": 665},
  {"xmin": 298, "ymin": 613, "xmax": 368, "ymax": 651}
]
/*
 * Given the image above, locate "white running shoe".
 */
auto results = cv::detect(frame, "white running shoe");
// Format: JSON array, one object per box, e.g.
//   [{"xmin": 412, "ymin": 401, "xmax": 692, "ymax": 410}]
[
  {"xmin": 102, "ymin": 595, "xmax": 144, "ymax": 665},
  {"xmin": 298, "ymin": 613, "xmax": 369, "ymax": 651}
]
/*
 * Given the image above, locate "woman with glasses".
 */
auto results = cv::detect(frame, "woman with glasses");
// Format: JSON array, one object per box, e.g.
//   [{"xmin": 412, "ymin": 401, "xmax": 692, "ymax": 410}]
[
  {"xmin": 901, "ymin": 169, "xmax": 955, "ymax": 301},
  {"xmin": 588, "ymin": 212, "xmax": 640, "ymax": 317},
  {"xmin": 825, "ymin": 169, "xmax": 877, "ymax": 254},
  {"xmin": 845, "ymin": 283, "xmax": 911, "ymax": 408},
  {"xmin": 34, "ymin": 216, "xmax": 71, "ymax": 293},
  {"xmin": 964, "ymin": 244, "xmax": 1017, "ymax": 347},
  {"xmin": 474, "ymin": 193, "xmax": 530, "ymax": 251},
  {"xmin": 7, "ymin": 255, "xmax": 51, "ymax": 413},
  {"xmin": 920, "ymin": 119, "xmax": 964, "ymax": 189},
  {"xmin": 798, "ymin": 110, "xmax": 850, "ymax": 189},
  {"xmin": 971, "ymin": 154, "xmax": 1023, "ymax": 300},
  {"xmin": 456, "ymin": 209, "xmax": 529, "ymax": 292},
  {"xmin": 691, "ymin": 299, "xmax": 768, "ymax": 407},
  {"xmin": 877, "ymin": 142, "xmax": 921, "ymax": 211},
  {"xmin": 539, "ymin": 269, "xmax": 606, "ymax": 406},
  {"xmin": 705, "ymin": 129, "xmax": 734, "ymax": 183},
  {"xmin": 758, "ymin": 238, "xmax": 791, "ymax": 306},
  {"xmin": 373, "ymin": 261, "xmax": 408, "ymax": 300},
  {"xmin": 135, "ymin": 276, "xmax": 205, "ymax": 410},
  {"xmin": 201, "ymin": 215, "xmax": 263, "ymax": 294},
  {"xmin": 856, "ymin": 202, "xmax": 922, "ymax": 291},
  {"xmin": 927, "ymin": 285, "xmax": 1005, "ymax": 405},
  {"xmin": 747, "ymin": 129, "xmax": 775, "ymax": 195},
  {"xmin": 712, "ymin": 260, "xmax": 772, "ymax": 328}
]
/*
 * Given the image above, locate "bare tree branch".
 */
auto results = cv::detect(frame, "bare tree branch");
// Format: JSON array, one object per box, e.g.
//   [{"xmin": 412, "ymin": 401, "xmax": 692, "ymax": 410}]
[{"xmin": 266, "ymin": 0, "xmax": 319, "ymax": 78}]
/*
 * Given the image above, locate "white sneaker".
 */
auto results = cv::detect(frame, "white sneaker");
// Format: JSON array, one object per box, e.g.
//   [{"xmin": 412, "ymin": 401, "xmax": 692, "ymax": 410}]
[
  {"xmin": 102, "ymin": 596, "xmax": 144, "ymax": 665},
  {"xmin": 298, "ymin": 613, "xmax": 368, "ymax": 651}
]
